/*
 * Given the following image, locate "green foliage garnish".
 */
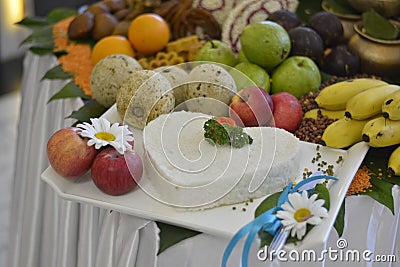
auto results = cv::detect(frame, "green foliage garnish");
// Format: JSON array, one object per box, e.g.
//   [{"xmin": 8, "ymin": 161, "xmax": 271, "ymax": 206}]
[
  {"xmin": 255, "ymin": 183, "xmax": 332, "ymax": 246},
  {"xmin": 203, "ymin": 118, "xmax": 253, "ymax": 148}
]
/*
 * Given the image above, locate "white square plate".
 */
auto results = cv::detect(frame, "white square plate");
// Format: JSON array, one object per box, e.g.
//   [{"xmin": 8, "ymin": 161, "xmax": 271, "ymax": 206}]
[{"xmin": 41, "ymin": 105, "xmax": 369, "ymax": 249}]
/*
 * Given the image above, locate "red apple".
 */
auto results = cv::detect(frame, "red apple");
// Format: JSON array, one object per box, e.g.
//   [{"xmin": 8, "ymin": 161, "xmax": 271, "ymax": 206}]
[
  {"xmin": 91, "ymin": 146, "xmax": 143, "ymax": 196},
  {"xmin": 259, "ymin": 87, "xmax": 274, "ymax": 113},
  {"xmin": 47, "ymin": 127, "xmax": 97, "ymax": 178},
  {"xmin": 229, "ymin": 86, "xmax": 274, "ymax": 127},
  {"xmin": 271, "ymin": 92, "xmax": 303, "ymax": 132}
]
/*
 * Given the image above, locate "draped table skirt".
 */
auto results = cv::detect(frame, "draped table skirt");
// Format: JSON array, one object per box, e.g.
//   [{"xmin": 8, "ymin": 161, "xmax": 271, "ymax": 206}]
[{"xmin": 8, "ymin": 52, "xmax": 400, "ymax": 267}]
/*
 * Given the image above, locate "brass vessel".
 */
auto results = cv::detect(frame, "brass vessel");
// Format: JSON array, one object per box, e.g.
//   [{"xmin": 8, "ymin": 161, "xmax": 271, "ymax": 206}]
[
  {"xmin": 347, "ymin": 0, "xmax": 400, "ymax": 18},
  {"xmin": 348, "ymin": 22, "xmax": 400, "ymax": 77}
]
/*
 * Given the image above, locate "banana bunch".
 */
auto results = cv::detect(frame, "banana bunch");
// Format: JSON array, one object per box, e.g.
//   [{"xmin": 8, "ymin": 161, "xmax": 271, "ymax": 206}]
[
  {"xmin": 317, "ymin": 78, "xmax": 393, "ymax": 149},
  {"xmin": 317, "ymin": 78, "xmax": 400, "ymax": 176},
  {"xmin": 315, "ymin": 78, "xmax": 388, "ymax": 110}
]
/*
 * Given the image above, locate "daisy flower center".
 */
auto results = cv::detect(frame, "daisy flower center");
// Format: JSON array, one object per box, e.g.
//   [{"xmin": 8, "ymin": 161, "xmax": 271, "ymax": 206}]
[
  {"xmin": 95, "ymin": 132, "xmax": 116, "ymax": 142},
  {"xmin": 294, "ymin": 208, "xmax": 312, "ymax": 222}
]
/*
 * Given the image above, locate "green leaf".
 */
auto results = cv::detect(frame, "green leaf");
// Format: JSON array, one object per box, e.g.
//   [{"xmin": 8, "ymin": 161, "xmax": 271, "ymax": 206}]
[
  {"xmin": 320, "ymin": 71, "xmax": 334, "ymax": 83},
  {"xmin": 360, "ymin": 176, "xmax": 395, "ymax": 214},
  {"xmin": 312, "ymin": 183, "xmax": 330, "ymax": 210},
  {"xmin": 48, "ymin": 81, "xmax": 91, "ymax": 103},
  {"xmin": 258, "ymin": 230, "xmax": 274, "ymax": 247},
  {"xmin": 42, "ymin": 65, "xmax": 73, "ymax": 80},
  {"xmin": 364, "ymin": 146, "xmax": 400, "ymax": 185},
  {"xmin": 323, "ymin": 0, "xmax": 359, "ymax": 15},
  {"xmin": 254, "ymin": 191, "xmax": 281, "ymax": 218},
  {"xmin": 296, "ymin": 1, "xmax": 323, "ymax": 22},
  {"xmin": 46, "ymin": 8, "xmax": 77, "ymax": 23},
  {"xmin": 54, "ymin": 50, "xmax": 68, "ymax": 57},
  {"xmin": 20, "ymin": 26, "xmax": 54, "ymax": 47},
  {"xmin": 157, "ymin": 222, "xmax": 200, "ymax": 255},
  {"xmin": 362, "ymin": 9, "xmax": 399, "ymax": 40},
  {"xmin": 15, "ymin": 17, "xmax": 50, "ymax": 29},
  {"xmin": 66, "ymin": 99, "xmax": 107, "ymax": 124},
  {"xmin": 334, "ymin": 199, "xmax": 345, "ymax": 237},
  {"xmin": 29, "ymin": 46, "xmax": 54, "ymax": 55}
]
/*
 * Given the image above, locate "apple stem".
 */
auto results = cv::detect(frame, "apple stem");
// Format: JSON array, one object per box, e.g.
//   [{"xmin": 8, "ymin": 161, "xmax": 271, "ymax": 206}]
[
  {"xmin": 204, "ymin": 35, "xmax": 216, "ymax": 49},
  {"xmin": 210, "ymin": 40, "xmax": 216, "ymax": 49}
]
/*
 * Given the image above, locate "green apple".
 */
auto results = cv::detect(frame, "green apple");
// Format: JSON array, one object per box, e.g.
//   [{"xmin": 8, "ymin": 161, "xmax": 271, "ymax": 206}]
[
  {"xmin": 195, "ymin": 40, "xmax": 237, "ymax": 67},
  {"xmin": 271, "ymin": 56, "xmax": 321, "ymax": 98},
  {"xmin": 231, "ymin": 62, "xmax": 271, "ymax": 92},
  {"xmin": 240, "ymin": 21, "xmax": 291, "ymax": 71}
]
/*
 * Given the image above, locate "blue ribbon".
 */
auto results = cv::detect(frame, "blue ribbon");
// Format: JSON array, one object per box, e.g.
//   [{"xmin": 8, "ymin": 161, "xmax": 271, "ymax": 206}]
[{"xmin": 221, "ymin": 174, "xmax": 338, "ymax": 267}]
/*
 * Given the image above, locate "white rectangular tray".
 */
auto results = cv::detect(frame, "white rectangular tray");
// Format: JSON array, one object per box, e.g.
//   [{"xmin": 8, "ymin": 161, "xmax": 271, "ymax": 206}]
[{"xmin": 41, "ymin": 105, "xmax": 369, "ymax": 248}]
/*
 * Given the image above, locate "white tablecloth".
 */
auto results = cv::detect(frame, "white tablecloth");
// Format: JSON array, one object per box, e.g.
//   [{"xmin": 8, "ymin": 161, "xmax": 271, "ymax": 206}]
[{"xmin": 7, "ymin": 53, "xmax": 400, "ymax": 267}]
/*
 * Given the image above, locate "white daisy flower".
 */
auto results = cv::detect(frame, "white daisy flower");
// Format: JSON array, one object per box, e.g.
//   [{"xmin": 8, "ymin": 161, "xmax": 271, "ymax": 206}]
[
  {"xmin": 77, "ymin": 118, "xmax": 134, "ymax": 154},
  {"xmin": 276, "ymin": 190, "xmax": 328, "ymax": 240}
]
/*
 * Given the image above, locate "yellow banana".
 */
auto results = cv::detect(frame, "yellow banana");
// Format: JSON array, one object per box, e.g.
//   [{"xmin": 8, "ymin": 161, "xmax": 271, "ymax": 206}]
[
  {"xmin": 345, "ymin": 84, "xmax": 400, "ymax": 120},
  {"xmin": 382, "ymin": 90, "xmax": 400, "ymax": 120},
  {"xmin": 304, "ymin": 108, "xmax": 345, "ymax": 120},
  {"xmin": 362, "ymin": 117, "xmax": 400, "ymax": 147},
  {"xmin": 315, "ymin": 78, "xmax": 388, "ymax": 110},
  {"xmin": 388, "ymin": 146, "xmax": 400, "ymax": 176},
  {"xmin": 321, "ymin": 117, "xmax": 372, "ymax": 149}
]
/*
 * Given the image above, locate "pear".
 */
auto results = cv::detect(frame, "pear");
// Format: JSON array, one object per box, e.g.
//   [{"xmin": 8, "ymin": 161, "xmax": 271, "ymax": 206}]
[
  {"xmin": 271, "ymin": 56, "xmax": 321, "ymax": 99},
  {"xmin": 230, "ymin": 62, "xmax": 270, "ymax": 92},
  {"xmin": 195, "ymin": 40, "xmax": 237, "ymax": 67},
  {"xmin": 240, "ymin": 21, "xmax": 291, "ymax": 72}
]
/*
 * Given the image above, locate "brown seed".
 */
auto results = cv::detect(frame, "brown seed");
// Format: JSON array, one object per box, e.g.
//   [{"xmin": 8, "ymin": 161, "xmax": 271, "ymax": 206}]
[
  {"xmin": 92, "ymin": 13, "xmax": 118, "ymax": 40},
  {"xmin": 67, "ymin": 11, "xmax": 94, "ymax": 40},
  {"xmin": 86, "ymin": 2, "xmax": 111, "ymax": 15}
]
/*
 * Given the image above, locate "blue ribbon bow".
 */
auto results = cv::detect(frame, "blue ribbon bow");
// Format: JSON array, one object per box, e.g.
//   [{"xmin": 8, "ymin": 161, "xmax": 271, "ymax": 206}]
[{"xmin": 221, "ymin": 174, "xmax": 338, "ymax": 267}]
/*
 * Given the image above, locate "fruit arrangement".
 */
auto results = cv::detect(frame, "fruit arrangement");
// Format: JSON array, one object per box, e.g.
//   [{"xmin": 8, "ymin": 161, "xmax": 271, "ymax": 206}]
[
  {"xmin": 22, "ymin": 0, "xmax": 399, "ymax": 196},
  {"xmin": 61, "ymin": 2, "xmax": 400, "ymax": 142}
]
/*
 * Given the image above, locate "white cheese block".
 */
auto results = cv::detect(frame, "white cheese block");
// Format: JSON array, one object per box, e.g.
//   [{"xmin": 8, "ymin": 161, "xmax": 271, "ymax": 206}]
[{"xmin": 143, "ymin": 111, "xmax": 300, "ymax": 209}]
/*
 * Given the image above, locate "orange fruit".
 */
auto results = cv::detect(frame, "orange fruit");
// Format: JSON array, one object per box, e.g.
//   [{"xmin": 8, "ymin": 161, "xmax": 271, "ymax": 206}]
[
  {"xmin": 128, "ymin": 13, "xmax": 170, "ymax": 56},
  {"xmin": 91, "ymin": 35, "xmax": 135, "ymax": 65}
]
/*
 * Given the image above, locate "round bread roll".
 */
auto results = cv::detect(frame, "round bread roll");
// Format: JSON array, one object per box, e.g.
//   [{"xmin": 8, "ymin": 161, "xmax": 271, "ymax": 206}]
[
  {"xmin": 116, "ymin": 70, "xmax": 175, "ymax": 129},
  {"xmin": 154, "ymin": 65, "xmax": 189, "ymax": 106},
  {"xmin": 90, "ymin": 54, "xmax": 142, "ymax": 108},
  {"xmin": 185, "ymin": 63, "xmax": 237, "ymax": 116}
]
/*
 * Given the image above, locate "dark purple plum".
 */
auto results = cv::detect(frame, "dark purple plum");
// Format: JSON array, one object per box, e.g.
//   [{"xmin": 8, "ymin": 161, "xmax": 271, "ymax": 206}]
[
  {"xmin": 307, "ymin": 11, "xmax": 344, "ymax": 47},
  {"xmin": 321, "ymin": 45, "xmax": 360, "ymax": 76},
  {"xmin": 268, "ymin": 9, "xmax": 302, "ymax": 32},
  {"xmin": 288, "ymin": 26, "xmax": 324, "ymax": 65}
]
